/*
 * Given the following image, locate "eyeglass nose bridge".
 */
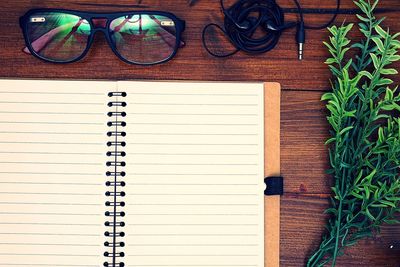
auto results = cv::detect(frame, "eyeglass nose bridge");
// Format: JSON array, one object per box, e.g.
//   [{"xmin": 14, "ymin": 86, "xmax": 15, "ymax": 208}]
[{"xmin": 91, "ymin": 18, "xmax": 109, "ymax": 29}]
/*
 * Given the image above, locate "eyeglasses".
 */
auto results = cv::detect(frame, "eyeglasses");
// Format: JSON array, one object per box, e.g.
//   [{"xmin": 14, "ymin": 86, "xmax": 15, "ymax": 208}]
[{"xmin": 19, "ymin": 9, "xmax": 186, "ymax": 65}]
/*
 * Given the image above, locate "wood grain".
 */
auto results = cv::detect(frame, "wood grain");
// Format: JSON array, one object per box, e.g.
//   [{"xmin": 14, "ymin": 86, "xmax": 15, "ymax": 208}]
[
  {"xmin": 281, "ymin": 195, "xmax": 400, "ymax": 267},
  {"xmin": 0, "ymin": 0, "xmax": 400, "ymax": 90},
  {"xmin": 0, "ymin": 0, "xmax": 399, "ymax": 266}
]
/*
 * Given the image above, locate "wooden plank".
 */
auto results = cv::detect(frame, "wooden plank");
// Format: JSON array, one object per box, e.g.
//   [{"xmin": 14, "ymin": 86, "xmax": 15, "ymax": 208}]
[
  {"xmin": 281, "ymin": 90, "xmax": 332, "ymax": 194},
  {"xmin": 1, "ymin": 0, "xmax": 399, "ymax": 90},
  {"xmin": 277, "ymin": 89, "xmax": 354, "ymax": 196}
]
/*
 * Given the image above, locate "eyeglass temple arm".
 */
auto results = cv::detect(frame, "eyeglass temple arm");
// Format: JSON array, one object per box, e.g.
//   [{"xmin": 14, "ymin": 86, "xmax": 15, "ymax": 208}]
[
  {"xmin": 178, "ymin": 19, "xmax": 186, "ymax": 47},
  {"xmin": 22, "ymin": 21, "xmax": 79, "ymax": 54}
]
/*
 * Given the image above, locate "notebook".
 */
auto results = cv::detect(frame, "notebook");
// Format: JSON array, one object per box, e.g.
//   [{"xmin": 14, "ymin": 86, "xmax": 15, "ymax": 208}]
[{"xmin": 0, "ymin": 79, "xmax": 281, "ymax": 267}]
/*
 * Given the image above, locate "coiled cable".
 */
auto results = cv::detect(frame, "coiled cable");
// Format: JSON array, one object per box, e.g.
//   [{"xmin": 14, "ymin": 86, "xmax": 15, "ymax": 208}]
[{"xmin": 202, "ymin": 0, "xmax": 341, "ymax": 59}]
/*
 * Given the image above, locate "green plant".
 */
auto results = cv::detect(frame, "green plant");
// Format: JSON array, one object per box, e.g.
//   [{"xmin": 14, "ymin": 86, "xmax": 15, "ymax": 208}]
[{"xmin": 307, "ymin": 1, "xmax": 400, "ymax": 266}]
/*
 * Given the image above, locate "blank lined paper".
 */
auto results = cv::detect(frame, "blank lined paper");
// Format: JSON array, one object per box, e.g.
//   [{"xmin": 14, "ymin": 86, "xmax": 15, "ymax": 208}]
[
  {"xmin": 120, "ymin": 81, "xmax": 264, "ymax": 267},
  {"xmin": 0, "ymin": 80, "xmax": 266, "ymax": 267},
  {"xmin": 0, "ymin": 80, "xmax": 110, "ymax": 267}
]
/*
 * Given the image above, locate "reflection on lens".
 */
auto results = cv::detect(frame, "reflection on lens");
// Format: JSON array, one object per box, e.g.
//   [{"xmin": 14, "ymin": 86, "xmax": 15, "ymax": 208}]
[
  {"xmin": 26, "ymin": 12, "xmax": 91, "ymax": 62},
  {"xmin": 109, "ymin": 14, "xmax": 177, "ymax": 64}
]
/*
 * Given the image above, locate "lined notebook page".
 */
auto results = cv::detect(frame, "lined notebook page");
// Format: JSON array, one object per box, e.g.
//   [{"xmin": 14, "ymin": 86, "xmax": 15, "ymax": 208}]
[
  {"xmin": 120, "ymin": 81, "xmax": 265, "ymax": 267},
  {"xmin": 0, "ymin": 80, "xmax": 110, "ymax": 267}
]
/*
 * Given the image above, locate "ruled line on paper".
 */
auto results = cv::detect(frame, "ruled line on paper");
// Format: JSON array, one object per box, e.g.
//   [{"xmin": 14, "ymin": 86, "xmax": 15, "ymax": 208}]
[
  {"xmin": 129, "ymin": 102, "xmax": 258, "ymax": 106},
  {"xmin": 0, "ymin": 253, "xmax": 99, "ymax": 257},
  {"xmin": 129, "ymin": 123, "xmax": 258, "ymax": 126},
  {"xmin": 129, "ymin": 234, "xmax": 258, "ymax": 236},
  {"xmin": 126, "ymin": 264, "xmax": 259, "ymax": 267},
  {"xmin": 128, "ymin": 132, "xmax": 258, "ymax": 136},
  {"xmin": 129, "ymin": 174, "xmax": 258, "ymax": 176},
  {"xmin": 127, "ymin": 244, "xmax": 259, "ymax": 247},
  {"xmin": 128, "ymin": 214, "xmax": 258, "ymax": 216},
  {"xmin": 0, "ymin": 91, "xmax": 104, "ymax": 95},
  {"xmin": 0, "ymin": 222, "xmax": 101, "ymax": 226},
  {"xmin": 128, "ymin": 193, "xmax": 258, "ymax": 196},
  {"xmin": 124, "ymin": 265, "xmax": 257, "ymax": 267},
  {"xmin": 128, "ymin": 183, "xmax": 258, "ymax": 186},
  {"xmin": 0, "ymin": 264, "xmax": 100, "ymax": 267},
  {"xmin": 129, "ymin": 112, "xmax": 258, "ymax": 116},
  {"xmin": 0, "ymin": 182, "xmax": 102, "ymax": 186},
  {"xmin": 0, "ymin": 161, "xmax": 102, "ymax": 166},
  {"xmin": 128, "ymin": 223, "xmax": 258, "ymax": 226},
  {"xmin": 126, "ymin": 92, "xmax": 258, "ymax": 96},
  {"xmin": 0, "ymin": 131, "xmax": 103, "ymax": 135},
  {"xmin": 0, "ymin": 233, "xmax": 100, "ymax": 236},
  {"xmin": 0, "ymin": 141, "xmax": 103, "ymax": 145},
  {"xmin": 0, "ymin": 121, "xmax": 103, "ymax": 125},
  {"xmin": 0, "ymin": 202, "xmax": 102, "ymax": 206},
  {"xmin": 0, "ymin": 151, "xmax": 102, "ymax": 155},
  {"xmin": 129, "ymin": 152, "xmax": 259, "ymax": 156},
  {"xmin": 0, "ymin": 212, "xmax": 101, "ymax": 216},
  {"xmin": 0, "ymin": 192, "xmax": 101, "ymax": 196},
  {"xmin": 128, "ymin": 163, "xmax": 257, "ymax": 166},
  {"xmin": 0, "ymin": 111, "xmax": 103, "ymax": 115},
  {"xmin": 0, "ymin": 101, "xmax": 103, "ymax": 105},
  {"xmin": 126, "ymin": 254, "xmax": 258, "ymax": 256},
  {"xmin": 0, "ymin": 172, "xmax": 101, "ymax": 175},
  {"xmin": 129, "ymin": 142, "xmax": 258, "ymax": 146},
  {"xmin": 0, "ymin": 243, "xmax": 101, "ymax": 247},
  {"xmin": 127, "ymin": 204, "xmax": 258, "ymax": 206}
]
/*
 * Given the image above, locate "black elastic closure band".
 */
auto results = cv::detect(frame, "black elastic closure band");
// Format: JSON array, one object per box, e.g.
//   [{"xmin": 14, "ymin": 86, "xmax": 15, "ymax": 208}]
[{"xmin": 264, "ymin": 176, "xmax": 284, "ymax": 196}]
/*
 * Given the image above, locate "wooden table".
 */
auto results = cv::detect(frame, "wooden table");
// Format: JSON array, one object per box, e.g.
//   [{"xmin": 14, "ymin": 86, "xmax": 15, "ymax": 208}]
[{"xmin": 0, "ymin": 0, "xmax": 399, "ymax": 266}]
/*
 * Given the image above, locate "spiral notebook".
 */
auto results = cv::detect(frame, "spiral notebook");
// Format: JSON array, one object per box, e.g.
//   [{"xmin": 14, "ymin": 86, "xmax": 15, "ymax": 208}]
[{"xmin": 0, "ymin": 79, "xmax": 281, "ymax": 267}]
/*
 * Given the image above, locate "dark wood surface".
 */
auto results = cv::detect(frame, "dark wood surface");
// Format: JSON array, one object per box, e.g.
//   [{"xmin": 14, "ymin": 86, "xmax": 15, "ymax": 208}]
[{"xmin": 0, "ymin": 0, "xmax": 399, "ymax": 266}]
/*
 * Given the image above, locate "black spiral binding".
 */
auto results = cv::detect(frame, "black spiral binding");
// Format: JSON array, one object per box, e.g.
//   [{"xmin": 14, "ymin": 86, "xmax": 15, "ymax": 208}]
[{"xmin": 104, "ymin": 91, "xmax": 127, "ymax": 267}]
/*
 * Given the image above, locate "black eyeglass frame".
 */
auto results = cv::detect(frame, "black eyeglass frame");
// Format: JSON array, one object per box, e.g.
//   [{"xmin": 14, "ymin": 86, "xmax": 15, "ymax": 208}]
[{"xmin": 19, "ymin": 8, "xmax": 186, "ymax": 65}]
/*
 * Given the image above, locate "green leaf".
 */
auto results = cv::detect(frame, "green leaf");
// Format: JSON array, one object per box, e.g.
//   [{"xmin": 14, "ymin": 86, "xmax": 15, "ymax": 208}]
[
  {"xmin": 365, "ymin": 169, "xmax": 377, "ymax": 183},
  {"xmin": 381, "ymin": 103, "xmax": 400, "ymax": 111},
  {"xmin": 324, "ymin": 208, "xmax": 338, "ymax": 215},
  {"xmin": 371, "ymin": 0, "xmax": 379, "ymax": 11},
  {"xmin": 384, "ymin": 219, "xmax": 400, "ymax": 224},
  {"xmin": 356, "ymin": 14, "xmax": 369, "ymax": 22},
  {"xmin": 380, "ymin": 200, "xmax": 396, "ymax": 208},
  {"xmin": 391, "ymin": 40, "xmax": 400, "ymax": 49},
  {"xmin": 372, "ymin": 36, "xmax": 385, "ymax": 52},
  {"xmin": 365, "ymin": 208, "xmax": 376, "ymax": 221},
  {"xmin": 378, "ymin": 127, "xmax": 385, "ymax": 143},
  {"xmin": 359, "ymin": 70, "xmax": 373, "ymax": 79},
  {"xmin": 388, "ymin": 55, "xmax": 400, "ymax": 62},
  {"xmin": 354, "ymin": 170, "xmax": 364, "ymax": 185},
  {"xmin": 351, "ymin": 191, "xmax": 364, "ymax": 199},
  {"xmin": 325, "ymin": 58, "xmax": 337, "ymax": 64},
  {"xmin": 376, "ymin": 78, "xmax": 393, "ymax": 86},
  {"xmin": 384, "ymin": 88, "xmax": 394, "ymax": 100},
  {"xmin": 323, "ymin": 41, "xmax": 335, "ymax": 54},
  {"xmin": 325, "ymin": 137, "xmax": 336, "ymax": 145},
  {"xmin": 363, "ymin": 185, "xmax": 370, "ymax": 199},
  {"xmin": 339, "ymin": 126, "xmax": 354, "ymax": 135},
  {"xmin": 380, "ymin": 68, "xmax": 398, "ymax": 75},
  {"xmin": 375, "ymin": 25, "xmax": 387, "ymax": 38},
  {"xmin": 370, "ymin": 53, "xmax": 380, "ymax": 69}
]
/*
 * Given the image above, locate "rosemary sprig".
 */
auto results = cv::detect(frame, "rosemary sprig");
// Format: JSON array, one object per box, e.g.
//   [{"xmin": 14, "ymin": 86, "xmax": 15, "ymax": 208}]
[{"xmin": 307, "ymin": 1, "xmax": 400, "ymax": 266}]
